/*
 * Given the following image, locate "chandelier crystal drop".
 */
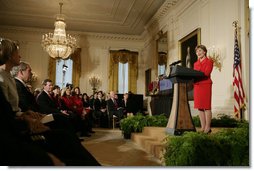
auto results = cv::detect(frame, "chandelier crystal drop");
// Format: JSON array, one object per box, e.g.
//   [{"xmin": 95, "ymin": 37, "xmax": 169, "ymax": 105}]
[{"xmin": 41, "ymin": 2, "xmax": 77, "ymax": 59}]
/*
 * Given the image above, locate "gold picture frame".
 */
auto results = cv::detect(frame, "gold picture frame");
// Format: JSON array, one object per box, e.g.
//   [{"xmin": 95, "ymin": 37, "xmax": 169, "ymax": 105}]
[
  {"xmin": 178, "ymin": 28, "xmax": 201, "ymax": 100},
  {"xmin": 178, "ymin": 28, "xmax": 201, "ymax": 69},
  {"xmin": 145, "ymin": 68, "xmax": 151, "ymax": 96}
]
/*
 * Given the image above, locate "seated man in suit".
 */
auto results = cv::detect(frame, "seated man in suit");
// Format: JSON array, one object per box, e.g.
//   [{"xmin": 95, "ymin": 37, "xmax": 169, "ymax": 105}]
[
  {"xmin": 36, "ymin": 79, "xmax": 68, "ymax": 114},
  {"xmin": 11, "ymin": 62, "xmax": 75, "ymax": 133},
  {"xmin": 0, "ymin": 94, "xmax": 63, "ymax": 166},
  {"xmin": 0, "ymin": 86, "xmax": 100, "ymax": 166},
  {"xmin": 37, "ymin": 79, "xmax": 89, "ymax": 136},
  {"xmin": 107, "ymin": 91, "xmax": 123, "ymax": 127}
]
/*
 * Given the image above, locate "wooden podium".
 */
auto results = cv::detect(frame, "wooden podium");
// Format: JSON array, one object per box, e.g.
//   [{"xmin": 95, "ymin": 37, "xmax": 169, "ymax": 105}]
[{"xmin": 165, "ymin": 65, "xmax": 204, "ymax": 135}]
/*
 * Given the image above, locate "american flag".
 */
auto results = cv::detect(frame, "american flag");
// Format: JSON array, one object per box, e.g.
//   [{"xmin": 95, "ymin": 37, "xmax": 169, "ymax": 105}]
[{"xmin": 233, "ymin": 29, "xmax": 245, "ymax": 119}]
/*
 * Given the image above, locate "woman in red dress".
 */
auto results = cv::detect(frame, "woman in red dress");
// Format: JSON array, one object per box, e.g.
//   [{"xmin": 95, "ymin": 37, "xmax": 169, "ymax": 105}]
[{"xmin": 194, "ymin": 45, "xmax": 213, "ymax": 134}]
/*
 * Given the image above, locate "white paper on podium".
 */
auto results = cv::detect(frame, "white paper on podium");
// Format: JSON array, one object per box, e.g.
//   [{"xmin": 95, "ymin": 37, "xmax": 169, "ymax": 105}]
[{"xmin": 40, "ymin": 114, "xmax": 54, "ymax": 124}]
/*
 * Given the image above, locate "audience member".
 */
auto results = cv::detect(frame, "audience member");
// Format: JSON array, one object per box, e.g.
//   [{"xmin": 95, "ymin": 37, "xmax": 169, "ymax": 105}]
[
  {"xmin": 94, "ymin": 91, "xmax": 108, "ymax": 128},
  {"xmin": 52, "ymin": 85, "xmax": 62, "ymax": 109},
  {"xmin": 82, "ymin": 93, "xmax": 95, "ymax": 129},
  {"xmin": 11, "ymin": 63, "xmax": 75, "ymax": 133},
  {"xmin": 0, "ymin": 85, "xmax": 61, "ymax": 166},
  {"xmin": 11, "ymin": 61, "xmax": 39, "ymax": 112},
  {"xmin": 0, "ymin": 38, "xmax": 100, "ymax": 166},
  {"xmin": 73, "ymin": 87, "xmax": 94, "ymax": 134},
  {"xmin": 107, "ymin": 91, "xmax": 123, "ymax": 127},
  {"xmin": 60, "ymin": 87, "xmax": 91, "ymax": 137},
  {"xmin": 33, "ymin": 87, "xmax": 41, "ymax": 98}
]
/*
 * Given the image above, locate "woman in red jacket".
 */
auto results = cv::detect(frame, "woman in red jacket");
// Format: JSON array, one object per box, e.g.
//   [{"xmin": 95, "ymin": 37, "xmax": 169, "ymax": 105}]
[
  {"xmin": 60, "ymin": 87, "xmax": 74, "ymax": 112},
  {"xmin": 194, "ymin": 45, "xmax": 213, "ymax": 134}
]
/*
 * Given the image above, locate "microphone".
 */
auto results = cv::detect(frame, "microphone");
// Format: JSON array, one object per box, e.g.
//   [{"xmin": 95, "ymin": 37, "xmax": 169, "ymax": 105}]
[{"xmin": 169, "ymin": 60, "xmax": 182, "ymax": 66}]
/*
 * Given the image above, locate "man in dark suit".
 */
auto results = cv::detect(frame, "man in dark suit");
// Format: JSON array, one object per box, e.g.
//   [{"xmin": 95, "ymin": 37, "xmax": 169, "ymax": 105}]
[
  {"xmin": 37, "ymin": 78, "xmax": 90, "ymax": 137},
  {"xmin": 11, "ymin": 63, "xmax": 38, "ymax": 112},
  {"xmin": 36, "ymin": 79, "xmax": 66, "ymax": 114},
  {"xmin": 11, "ymin": 62, "xmax": 75, "ymax": 133},
  {"xmin": 0, "ymin": 87, "xmax": 58, "ymax": 166},
  {"xmin": 0, "ymin": 86, "xmax": 100, "ymax": 166},
  {"xmin": 107, "ymin": 91, "xmax": 123, "ymax": 127}
]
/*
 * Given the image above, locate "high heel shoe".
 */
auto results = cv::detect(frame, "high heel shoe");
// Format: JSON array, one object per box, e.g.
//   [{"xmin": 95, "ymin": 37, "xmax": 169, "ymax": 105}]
[{"xmin": 204, "ymin": 129, "xmax": 212, "ymax": 134}]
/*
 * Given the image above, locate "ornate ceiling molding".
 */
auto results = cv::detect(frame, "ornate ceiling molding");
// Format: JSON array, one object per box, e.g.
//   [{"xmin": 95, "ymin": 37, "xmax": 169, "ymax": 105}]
[
  {"xmin": 0, "ymin": 25, "xmax": 144, "ymax": 42},
  {"xmin": 84, "ymin": 32, "xmax": 143, "ymax": 41},
  {"xmin": 145, "ymin": 0, "xmax": 179, "ymax": 32}
]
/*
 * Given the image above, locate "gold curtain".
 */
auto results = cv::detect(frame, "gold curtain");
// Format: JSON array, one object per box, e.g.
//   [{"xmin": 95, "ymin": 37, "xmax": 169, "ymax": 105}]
[
  {"xmin": 108, "ymin": 50, "xmax": 138, "ymax": 93},
  {"xmin": 48, "ymin": 57, "xmax": 56, "ymax": 84},
  {"xmin": 47, "ymin": 48, "xmax": 81, "ymax": 87},
  {"xmin": 108, "ymin": 52, "xmax": 119, "ymax": 92},
  {"xmin": 72, "ymin": 48, "xmax": 81, "ymax": 87}
]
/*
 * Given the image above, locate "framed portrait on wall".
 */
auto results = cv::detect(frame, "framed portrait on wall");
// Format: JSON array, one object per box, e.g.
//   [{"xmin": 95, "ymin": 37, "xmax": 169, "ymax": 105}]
[
  {"xmin": 178, "ymin": 28, "xmax": 201, "ymax": 69},
  {"xmin": 178, "ymin": 28, "xmax": 201, "ymax": 100},
  {"xmin": 145, "ymin": 68, "xmax": 151, "ymax": 96}
]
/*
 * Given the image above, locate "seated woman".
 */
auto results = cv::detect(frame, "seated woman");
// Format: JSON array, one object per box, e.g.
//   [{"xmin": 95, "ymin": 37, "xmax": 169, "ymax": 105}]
[
  {"xmin": 93, "ymin": 91, "xmax": 108, "ymax": 128},
  {"xmin": 82, "ymin": 93, "xmax": 96, "ymax": 130},
  {"xmin": 0, "ymin": 87, "xmax": 64, "ymax": 166},
  {"xmin": 61, "ymin": 87, "xmax": 91, "ymax": 137},
  {"xmin": 73, "ymin": 87, "xmax": 95, "ymax": 133}
]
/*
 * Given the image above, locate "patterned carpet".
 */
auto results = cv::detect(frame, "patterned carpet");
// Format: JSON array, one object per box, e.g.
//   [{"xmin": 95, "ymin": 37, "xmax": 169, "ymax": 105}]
[{"xmin": 81, "ymin": 128, "xmax": 162, "ymax": 166}]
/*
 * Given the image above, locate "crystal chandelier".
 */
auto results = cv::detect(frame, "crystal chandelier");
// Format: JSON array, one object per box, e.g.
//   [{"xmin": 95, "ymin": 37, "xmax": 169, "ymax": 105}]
[{"xmin": 41, "ymin": 2, "xmax": 77, "ymax": 59}]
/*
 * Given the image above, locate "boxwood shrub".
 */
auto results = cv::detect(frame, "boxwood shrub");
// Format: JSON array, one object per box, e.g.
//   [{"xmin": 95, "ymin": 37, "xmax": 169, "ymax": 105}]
[{"xmin": 163, "ymin": 122, "xmax": 249, "ymax": 166}]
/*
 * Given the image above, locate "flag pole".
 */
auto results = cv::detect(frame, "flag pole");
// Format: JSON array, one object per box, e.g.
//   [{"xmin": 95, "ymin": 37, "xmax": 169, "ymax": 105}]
[{"xmin": 232, "ymin": 20, "xmax": 245, "ymax": 120}]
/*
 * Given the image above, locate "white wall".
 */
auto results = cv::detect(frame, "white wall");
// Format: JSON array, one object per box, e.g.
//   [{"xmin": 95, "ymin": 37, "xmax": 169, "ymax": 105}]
[
  {"xmin": 0, "ymin": 29, "xmax": 50, "ymax": 90},
  {"xmin": 0, "ymin": 28, "xmax": 144, "ymax": 95}
]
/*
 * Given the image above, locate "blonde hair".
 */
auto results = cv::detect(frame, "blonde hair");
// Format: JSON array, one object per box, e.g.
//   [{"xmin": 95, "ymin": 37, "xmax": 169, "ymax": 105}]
[{"xmin": 0, "ymin": 38, "xmax": 19, "ymax": 65}]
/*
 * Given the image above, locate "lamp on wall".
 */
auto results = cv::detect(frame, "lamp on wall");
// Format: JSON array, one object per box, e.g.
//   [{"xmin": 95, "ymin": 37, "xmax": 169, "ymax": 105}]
[
  {"xmin": 89, "ymin": 75, "xmax": 101, "ymax": 93},
  {"xmin": 208, "ymin": 46, "xmax": 222, "ymax": 72},
  {"xmin": 41, "ymin": 2, "xmax": 77, "ymax": 60},
  {"xmin": 28, "ymin": 71, "xmax": 38, "ymax": 86}
]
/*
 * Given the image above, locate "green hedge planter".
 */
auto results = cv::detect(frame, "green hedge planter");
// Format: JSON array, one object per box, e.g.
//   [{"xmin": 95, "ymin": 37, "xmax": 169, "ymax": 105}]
[
  {"xmin": 120, "ymin": 113, "xmax": 168, "ymax": 139},
  {"xmin": 164, "ymin": 122, "xmax": 249, "ymax": 166}
]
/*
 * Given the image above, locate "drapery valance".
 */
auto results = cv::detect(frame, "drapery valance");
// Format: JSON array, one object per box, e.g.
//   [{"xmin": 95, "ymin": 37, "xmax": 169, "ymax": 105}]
[{"xmin": 108, "ymin": 50, "xmax": 138, "ymax": 93}]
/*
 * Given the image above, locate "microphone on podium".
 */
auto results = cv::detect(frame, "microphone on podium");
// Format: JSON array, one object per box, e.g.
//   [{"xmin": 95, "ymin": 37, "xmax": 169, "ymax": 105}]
[{"xmin": 169, "ymin": 60, "xmax": 182, "ymax": 66}]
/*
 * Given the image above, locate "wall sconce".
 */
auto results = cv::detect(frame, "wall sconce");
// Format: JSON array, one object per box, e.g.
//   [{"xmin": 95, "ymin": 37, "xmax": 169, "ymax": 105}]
[
  {"xmin": 28, "ymin": 72, "xmax": 38, "ymax": 86},
  {"xmin": 208, "ymin": 46, "xmax": 222, "ymax": 72},
  {"xmin": 88, "ymin": 75, "xmax": 101, "ymax": 93}
]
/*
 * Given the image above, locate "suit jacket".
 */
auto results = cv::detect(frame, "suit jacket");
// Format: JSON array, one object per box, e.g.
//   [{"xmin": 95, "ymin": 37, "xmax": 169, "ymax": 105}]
[
  {"xmin": 36, "ymin": 90, "xmax": 61, "ymax": 114},
  {"xmin": 94, "ymin": 98, "xmax": 107, "ymax": 111},
  {"xmin": 15, "ymin": 78, "xmax": 39, "ymax": 112},
  {"xmin": 0, "ymin": 88, "xmax": 100, "ymax": 166},
  {"xmin": 0, "ymin": 88, "xmax": 54, "ymax": 166},
  {"xmin": 120, "ymin": 99, "xmax": 133, "ymax": 113},
  {"xmin": 106, "ymin": 98, "xmax": 118, "ymax": 112}
]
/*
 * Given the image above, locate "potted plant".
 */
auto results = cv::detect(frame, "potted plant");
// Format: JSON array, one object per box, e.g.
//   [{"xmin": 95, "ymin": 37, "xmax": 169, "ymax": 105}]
[{"xmin": 120, "ymin": 117, "xmax": 135, "ymax": 139}]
